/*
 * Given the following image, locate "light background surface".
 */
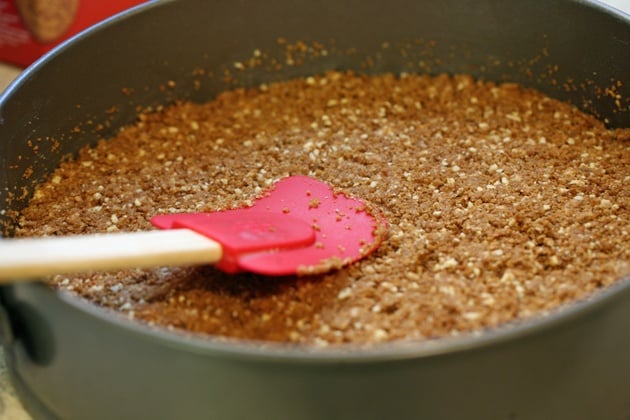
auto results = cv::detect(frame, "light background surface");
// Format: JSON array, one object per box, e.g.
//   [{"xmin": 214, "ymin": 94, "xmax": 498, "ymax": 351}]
[{"xmin": 0, "ymin": 1, "xmax": 628, "ymax": 418}]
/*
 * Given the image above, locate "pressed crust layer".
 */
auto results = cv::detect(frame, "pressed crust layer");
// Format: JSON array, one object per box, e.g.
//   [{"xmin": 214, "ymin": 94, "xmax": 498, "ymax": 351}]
[{"xmin": 16, "ymin": 72, "xmax": 630, "ymax": 346}]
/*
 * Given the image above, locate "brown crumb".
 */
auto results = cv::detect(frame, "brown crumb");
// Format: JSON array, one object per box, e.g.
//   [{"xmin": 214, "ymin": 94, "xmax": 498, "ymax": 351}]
[{"xmin": 14, "ymin": 71, "xmax": 630, "ymax": 346}]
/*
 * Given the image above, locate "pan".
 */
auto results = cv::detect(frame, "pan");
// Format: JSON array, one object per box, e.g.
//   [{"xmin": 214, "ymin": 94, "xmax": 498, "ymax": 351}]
[{"xmin": 0, "ymin": 0, "xmax": 628, "ymax": 419}]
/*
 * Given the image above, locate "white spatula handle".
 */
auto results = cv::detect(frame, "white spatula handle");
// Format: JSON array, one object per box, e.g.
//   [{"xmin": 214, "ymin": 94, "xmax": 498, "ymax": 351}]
[{"xmin": 0, "ymin": 229, "xmax": 222, "ymax": 282}]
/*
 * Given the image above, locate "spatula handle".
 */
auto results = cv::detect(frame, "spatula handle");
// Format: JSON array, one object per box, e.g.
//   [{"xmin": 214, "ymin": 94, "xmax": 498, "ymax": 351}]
[{"xmin": 0, "ymin": 229, "xmax": 222, "ymax": 282}]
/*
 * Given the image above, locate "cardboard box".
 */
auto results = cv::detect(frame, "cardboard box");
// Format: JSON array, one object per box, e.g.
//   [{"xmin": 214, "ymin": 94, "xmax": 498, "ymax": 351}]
[{"xmin": 0, "ymin": 0, "xmax": 147, "ymax": 67}]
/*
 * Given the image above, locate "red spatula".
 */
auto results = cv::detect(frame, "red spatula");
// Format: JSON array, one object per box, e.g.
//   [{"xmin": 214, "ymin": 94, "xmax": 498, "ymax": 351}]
[{"xmin": 0, "ymin": 176, "xmax": 387, "ymax": 281}]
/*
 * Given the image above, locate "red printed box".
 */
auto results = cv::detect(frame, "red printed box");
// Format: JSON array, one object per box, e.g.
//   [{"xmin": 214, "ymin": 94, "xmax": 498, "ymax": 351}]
[{"xmin": 0, "ymin": 0, "xmax": 147, "ymax": 67}]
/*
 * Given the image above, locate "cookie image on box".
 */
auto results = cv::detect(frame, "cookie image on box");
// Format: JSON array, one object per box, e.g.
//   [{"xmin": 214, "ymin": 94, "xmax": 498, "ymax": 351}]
[{"xmin": 15, "ymin": 0, "xmax": 79, "ymax": 43}]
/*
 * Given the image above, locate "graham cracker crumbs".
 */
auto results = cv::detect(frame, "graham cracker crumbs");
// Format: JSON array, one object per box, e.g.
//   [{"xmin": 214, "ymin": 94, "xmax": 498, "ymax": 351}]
[{"xmin": 14, "ymin": 71, "xmax": 630, "ymax": 346}]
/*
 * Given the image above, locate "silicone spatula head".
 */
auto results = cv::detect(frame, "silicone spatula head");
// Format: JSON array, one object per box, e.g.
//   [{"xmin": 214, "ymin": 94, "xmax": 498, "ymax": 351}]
[{"xmin": 151, "ymin": 176, "xmax": 387, "ymax": 276}]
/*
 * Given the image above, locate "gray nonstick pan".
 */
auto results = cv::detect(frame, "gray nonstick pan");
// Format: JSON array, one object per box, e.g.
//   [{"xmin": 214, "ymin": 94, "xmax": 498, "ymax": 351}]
[{"xmin": 0, "ymin": 0, "xmax": 628, "ymax": 419}]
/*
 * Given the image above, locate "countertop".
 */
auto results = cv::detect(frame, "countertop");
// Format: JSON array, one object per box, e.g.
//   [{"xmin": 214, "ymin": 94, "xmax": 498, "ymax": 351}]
[{"xmin": 1, "ymin": 1, "xmax": 628, "ymax": 418}]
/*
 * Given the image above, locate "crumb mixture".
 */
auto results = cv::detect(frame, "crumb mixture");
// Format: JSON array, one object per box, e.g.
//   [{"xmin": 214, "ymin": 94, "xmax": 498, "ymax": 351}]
[{"xmin": 16, "ymin": 71, "xmax": 630, "ymax": 345}]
